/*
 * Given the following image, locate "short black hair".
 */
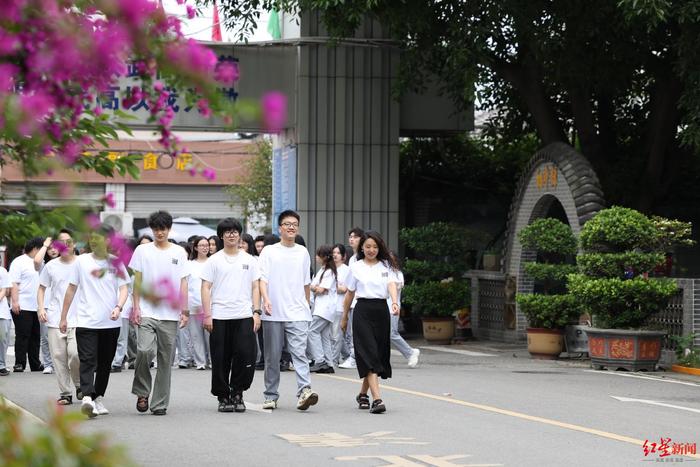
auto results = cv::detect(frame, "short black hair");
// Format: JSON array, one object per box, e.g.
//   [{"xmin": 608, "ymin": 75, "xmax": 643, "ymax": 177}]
[
  {"xmin": 348, "ymin": 227, "xmax": 364, "ymax": 237},
  {"xmin": 278, "ymin": 210, "xmax": 300, "ymax": 226},
  {"xmin": 137, "ymin": 234, "xmax": 153, "ymax": 244},
  {"xmin": 263, "ymin": 233, "xmax": 280, "ymax": 246},
  {"xmin": 24, "ymin": 237, "xmax": 45, "ymax": 253},
  {"xmin": 58, "ymin": 228, "xmax": 73, "ymax": 237},
  {"xmin": 294, "ymin": 234, "xmax": 306, "ymax": 247},
  {"xmin": 148, "ymin": 211, "xmax": 173, "ymax": 230},
  {"xmin": 217, "ymin": 217, "xmax": 243, "ymax": 239},
  {"xmin": 254, "ymin": 235, "xmax": 265, "ymax": 243}
]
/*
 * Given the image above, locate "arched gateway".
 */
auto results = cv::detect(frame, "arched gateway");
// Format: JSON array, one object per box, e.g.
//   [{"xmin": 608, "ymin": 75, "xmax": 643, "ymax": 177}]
[{"xmin": 495, "ymin": 143, "xmax": 605, "ymax": 339}]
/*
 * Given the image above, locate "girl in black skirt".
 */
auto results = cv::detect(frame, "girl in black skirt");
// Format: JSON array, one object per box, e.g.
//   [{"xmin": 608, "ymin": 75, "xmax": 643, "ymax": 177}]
[{"xmin": 341, "ymin": 231, "xmax": 399, "ymax": 414}]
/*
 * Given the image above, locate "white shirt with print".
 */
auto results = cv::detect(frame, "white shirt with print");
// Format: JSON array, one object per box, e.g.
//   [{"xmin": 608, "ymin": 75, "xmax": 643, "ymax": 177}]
[
  {"xmin": 9, "ymin": 254, "xmax": 40, "ymax": 311},
  {"xmin": 39, "ymin": 258, "xmax": 78, "ymax": 328},
  {"xmin": 347, "ymin": 260, "xmax": 399, "ymax": 300},
  {"xmin": 200, "ymin": 250, "xmax": 260, "ymax": 320},
  {"xmin": 69, "ymin": 254, "xmax": 130, "ymax": 329},
  {"xmin": 258, "ymin": 243, "xmax": 311, "ymax": 322},
  {"xmin": 312, "ymin": 267, "xmax": 337, "ymax": 321},
  {"xmin": 335, "ymin": 263, "xmax": 350, "ymax": 313},
  {"xmin": 129, "ymin": 242, "xmax": 189, "ymax": 321},
  {"xmin": 0, "ymin": 267, "xmax": 11, "ymax": 319},
  {"xmin": 187, "ymin": 259, "xmax": 206, "ymax": 312}
]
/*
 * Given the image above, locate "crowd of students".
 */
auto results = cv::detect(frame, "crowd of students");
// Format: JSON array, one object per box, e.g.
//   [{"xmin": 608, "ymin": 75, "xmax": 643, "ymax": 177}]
[{"xmin": 0, "ymin": 209, "xmax": 420, "ymax": 417}]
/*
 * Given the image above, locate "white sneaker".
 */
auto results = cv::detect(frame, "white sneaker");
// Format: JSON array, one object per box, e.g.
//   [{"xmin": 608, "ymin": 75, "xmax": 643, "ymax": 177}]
[
  {"xmin": 407, "ymin": 349, "xmax": 420, "ymax": 368},
  {"xmin": 296, "ymin": 387, "xmax": 319, "ymax": 411},
  {"xmin": 42, "ymin": 366, "xmax": 54, "ymax": 374},
  {"xmin": 262, "ymin": 399, "xmax": 278, "ymax": 410},
  {"xmin": 196, "ymin": 365, "xmax": 206, "ymax": 370},
  {"xmin": 81, "ymin": 396, "xmax": 98, "ymax": 418},
  {"xmin": 94, "ymin": 396, "xmax": 109, "ymax": 415},
  {"xmin": 338, "ymin": 357, "xmax": 356, "ymax": 369}
]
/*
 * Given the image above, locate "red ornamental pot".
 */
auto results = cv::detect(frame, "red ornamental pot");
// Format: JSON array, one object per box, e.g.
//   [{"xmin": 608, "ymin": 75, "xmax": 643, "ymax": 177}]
[{"xmin": 586, "ymin": 328, "xmax": 666, "ymax": 371}]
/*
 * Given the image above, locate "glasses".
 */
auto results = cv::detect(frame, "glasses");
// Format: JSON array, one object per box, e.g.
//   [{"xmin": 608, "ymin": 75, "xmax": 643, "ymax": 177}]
[
  {"xmin": 280, "ymin": 222, "xmax": 299, "ymax": 228},
  {"xmin": 222, "ymin": 231, "xmax": 240, "ymax": 237}
]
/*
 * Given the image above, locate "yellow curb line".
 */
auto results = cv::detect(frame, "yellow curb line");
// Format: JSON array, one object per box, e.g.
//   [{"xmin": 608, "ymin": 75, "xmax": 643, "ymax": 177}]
[
  {"xmin": 0, "ymin": 395, "xmax": 45, "ymax": 424},
  {"xmin": 320, "ymin": 374, "xmax": 700, "ymax": 460}
]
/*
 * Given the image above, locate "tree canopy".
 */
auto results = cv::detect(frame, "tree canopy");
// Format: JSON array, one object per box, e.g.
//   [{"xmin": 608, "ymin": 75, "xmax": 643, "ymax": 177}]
[{"xmin": 213, "ymin": 0, "xmax": 700, "ymax": 211}]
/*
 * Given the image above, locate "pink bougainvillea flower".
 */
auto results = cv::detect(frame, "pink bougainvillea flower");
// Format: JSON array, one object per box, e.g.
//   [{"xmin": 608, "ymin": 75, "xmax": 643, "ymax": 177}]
[
  {"xmin": 261, "ymin": 91, "xmax": 287, "ymax": 133},
  {"xmin": 153, "ymin": 277, "xmax": 183, "ymax": 309},
  {"xmin": 91, "ymin": 268, "xmax": 107, "ymax": 279},
  {"xmin": 202, "ymin": 167, "xmax": 216, "ymax": 181},
  {"xmin": 0, "ymin": 63, "xmax": 18, "ymax": 91},
  {"xmin": 103, "ymin": 192, "xmax": 116, "ymax": 208},
  {"xmin": 51, "ymin": 240, "xmax": 69, "ymax": 255},
  {"xmin": 214, "ymin": 61, "xmax": 239, "ymax": 85},
  {"xmin": 186, "ymin": 5, "xmax": 196, "ymax": 19},
  {"xmin": 107, "ymin": 231, "xmax": 133, "ymax": 269},
  {"xmin": 188, "ymin": 167, "xmax": 197, "ymax": 177},
  {"xmin": 86, "ymin": 213, "xmax": 102, "ymax": 229}
]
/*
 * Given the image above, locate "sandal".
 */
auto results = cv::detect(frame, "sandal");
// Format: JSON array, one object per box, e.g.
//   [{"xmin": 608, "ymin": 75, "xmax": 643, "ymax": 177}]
[
  {"xmin": 356, "ymin": 393, "xmax": 370, "ymax": 410},
  {"xmin": 369, "ymin": 399, "xmax": 386, "ymax": 414},
  {"xmin": 57, "ymin": 395, "xmax": 72, "ymax": 405},
  {"xmin": 136, "ymin": 396, "xmax": 149, "ymax": 413}
]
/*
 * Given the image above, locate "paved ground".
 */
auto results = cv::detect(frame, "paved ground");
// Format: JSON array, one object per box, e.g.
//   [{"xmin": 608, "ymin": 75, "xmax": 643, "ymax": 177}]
[{"xmin": 2, "ymin": 340, "xmax": 699, "ymax": 466}]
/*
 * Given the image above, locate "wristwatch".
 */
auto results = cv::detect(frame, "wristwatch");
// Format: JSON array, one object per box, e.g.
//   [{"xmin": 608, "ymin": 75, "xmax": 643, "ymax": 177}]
[{"xmin": 253, "ymin": 309, "xmax": 262, "ymax": 316}]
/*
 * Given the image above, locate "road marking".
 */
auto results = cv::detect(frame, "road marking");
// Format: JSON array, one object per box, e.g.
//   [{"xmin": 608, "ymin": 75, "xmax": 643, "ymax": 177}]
[
  {"xmin": 419, "ymin": 346, "xmax": 497, "ymax": 357},
  {"xmin": 335, "ymin": 454, "xmax": 503, "ymax": 467},
  {"xmin": 584, "ymin": 369, "xmax": 700, "ymax": 387},
  {"xmin": 319, "ymin": 374, "xmax": 700, "ymax": 460},
  {"xmin": 611, "ymin": 396, "xmax": 700, "ymax": 414},
  {"xmin": 245, "ymin": 402, "xmax": 272, "ymax": 414}
]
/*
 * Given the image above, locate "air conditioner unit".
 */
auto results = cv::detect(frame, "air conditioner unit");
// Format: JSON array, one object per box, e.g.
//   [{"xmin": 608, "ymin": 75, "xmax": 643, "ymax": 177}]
[{"xmin": 99, "ymin": 211, "xmax": 134, "ymax": 237}]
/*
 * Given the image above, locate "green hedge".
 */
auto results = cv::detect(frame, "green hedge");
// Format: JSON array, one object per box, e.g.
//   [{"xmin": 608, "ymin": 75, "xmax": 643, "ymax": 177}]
[
  {"xmin": 516, "ymin": 294, "xmax": 580, "ymax": 329},
  {"xmin": 579, "ymin": 206, "xmax": 657, "ymax": 252},
  {"xmin": 402, "ymin": 280, "xmax": 471, "ymax": 318},
  {"xmin": 518, "ymin": 218, "xmax": 578, "ymax": 255},
  {"xmin": 523, "ymin": 263, "xmax": 578, "ymax": 282},
  {"xmin": 577, "ymin": 252, "xmax": 665, "ymax": 278}
]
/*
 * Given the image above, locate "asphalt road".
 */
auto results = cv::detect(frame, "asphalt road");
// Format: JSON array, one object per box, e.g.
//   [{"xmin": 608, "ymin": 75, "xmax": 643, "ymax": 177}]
[{"xmin": 2, "ymin": 341, "xmax": 699, "ymax": 466}]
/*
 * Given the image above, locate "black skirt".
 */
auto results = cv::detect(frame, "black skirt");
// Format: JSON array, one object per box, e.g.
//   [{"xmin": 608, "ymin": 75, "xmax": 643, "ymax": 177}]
[{"xmin": 352, "ymin": 298, "xmax": 392, "ymax": 379}]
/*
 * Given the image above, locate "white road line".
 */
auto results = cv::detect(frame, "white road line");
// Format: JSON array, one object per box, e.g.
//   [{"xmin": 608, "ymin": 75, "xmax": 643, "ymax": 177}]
[
  {"xmin": 419, "ymin": 346, "xmax": 498, "ymax": 357},
  {"xmin": 584, "ymin": 369, "xmax": 700, "ymax": 387},
  {"xmin": 611, "ymin": 396, "xmax": 700, "ymax": 414},
  {"xmin": 245, "ymin": 402, "xmax": 273, "ymax": 414}
]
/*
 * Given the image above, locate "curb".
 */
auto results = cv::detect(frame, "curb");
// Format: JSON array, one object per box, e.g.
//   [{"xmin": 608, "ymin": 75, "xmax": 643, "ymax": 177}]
[{"xmin": 671, "ymin": 365, "xmax": 700, "ymax": 376}]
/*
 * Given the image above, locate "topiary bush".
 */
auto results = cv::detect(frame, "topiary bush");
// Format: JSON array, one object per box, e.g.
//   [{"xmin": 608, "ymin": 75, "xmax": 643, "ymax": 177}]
[
  {"xmin": 568, "ymin": 206, "xmax": 692, "ymax": 329},
  {"xmin": 515, "ymin": 218, "xmax": 580, "ymax": 329}
]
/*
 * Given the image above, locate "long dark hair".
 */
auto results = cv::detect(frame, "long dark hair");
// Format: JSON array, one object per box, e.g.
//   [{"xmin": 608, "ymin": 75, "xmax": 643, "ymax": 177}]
[
  {"xmin": 189, "ymin": 236, "xmax": 208, "ymax": 260},
  {"xmin": 356, "ymin": 231, "xmax": 398, "ymax": 270},
  {"xmin": 316, "ymin": 244, "xmax": 337, "ymax": 282},
  {"xmin": 240, "ymin": 233, "xmax": 256, "ymax": 256}
]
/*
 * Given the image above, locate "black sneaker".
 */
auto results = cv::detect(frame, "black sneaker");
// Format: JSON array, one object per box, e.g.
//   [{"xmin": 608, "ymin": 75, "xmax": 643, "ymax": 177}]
[
  {"xmin": 231, "ymin": 392, "xmax": 246, "ymax": 413},
  {"xmin": 0, "ymin": 368, "xmax": 9, "ymax": 376},
  {"xmin": 110, "ymin": 366, "xmax": 122, "ymax": 373},
  {"xmin": 316, "ymin": 366, "xmax": 335, "ymax": 374},
  {"xmin": 76, "ymin": 388, "xmax": 84, "ymax": 400},
  {"xmin": 13, "ymin": 364, "xmax": 24, "ymax": 373},
  {"xmin": 218, "ymin": 397, "xmax": 228, "ymax": 413},
  {"xmin": 369, "ymin": 399, "xmax": 386, "ymax": 414}
]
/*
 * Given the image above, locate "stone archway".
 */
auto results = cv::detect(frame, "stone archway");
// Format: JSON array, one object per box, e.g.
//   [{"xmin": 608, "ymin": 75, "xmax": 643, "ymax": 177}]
[{"xmin": 502, "ymin": 142, "xmax": 605, "ymax": 337}]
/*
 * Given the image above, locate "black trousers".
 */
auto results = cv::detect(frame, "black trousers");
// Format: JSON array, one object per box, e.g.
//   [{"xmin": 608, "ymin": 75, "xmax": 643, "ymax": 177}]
[
  {"xmin": 210, "ymin": 318, "xmax": 257, "ymax": 398},
  {"xmin": 76, "ymin": 327, "xmax": 120, "ymax": 399},
  {"xmin": 12, "ymin": 310, "xmax": 41, "ymax": 370}
]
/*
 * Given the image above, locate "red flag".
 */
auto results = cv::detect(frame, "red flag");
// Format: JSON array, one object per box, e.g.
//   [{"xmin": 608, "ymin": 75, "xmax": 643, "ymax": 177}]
[{"xmin": 212, "ymin": 0, "xmax": 223, "ymax": 42}]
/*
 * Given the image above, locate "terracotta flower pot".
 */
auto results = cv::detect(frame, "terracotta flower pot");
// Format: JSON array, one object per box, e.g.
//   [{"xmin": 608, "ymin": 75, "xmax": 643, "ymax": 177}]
[
  {"xmin": 526, "ymin": 328, "xmax": 564, "ymax": 359},
  {"xmin": 421, "ymin": 317, "xmax": 455, "ymax": 344}
]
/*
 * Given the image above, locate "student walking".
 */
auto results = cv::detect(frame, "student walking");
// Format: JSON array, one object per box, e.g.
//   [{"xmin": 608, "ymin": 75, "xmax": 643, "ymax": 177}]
[
  {"xmin": 9, "ymin": 237, "xmax": 45, "ymax": 372},
  {"xmin": 388, "ymin": 254, "xmax": 420, "ymax": 368},
  {"xmin": 338, "ymin": 227, "xmax": 364, "ymax": 369},
  {"xmin": 201, "ymin": 218, "xmax": 260, "ymax": 412},
  {"xmin": 61, "ymin": 229, "xmax": 129, "ymax": 418},
  {"xmin": 187, "ymin": 236, "xmax": 211, "ymax": 370},
  {"xmin": 331, "ymin": 244, "xmax": 350, "ymax": 366},
  {"xmin": 342, "ymin": 231, "xmax": 400, "ymax": 414},
  {"xmin": 259, "ymin": 210, "xmax": 318, "ymax": 410},
  {"xmin": 34, "ymin": 236, "xmax": 60, "ymax": 374},
  {"xmin": 307, "ymin": 245, "xmax": 337, "ymax": 373},
  {"xmin": 37, "ymin": 230, "xmax": 81, "ymax": 404},
  {"xmin": 0, "ymin": 266, "xmax": 12, "ymax": 376},
  {"xmin": 130, "ymin": 211, "xmax": 189, "ymax": 416}
]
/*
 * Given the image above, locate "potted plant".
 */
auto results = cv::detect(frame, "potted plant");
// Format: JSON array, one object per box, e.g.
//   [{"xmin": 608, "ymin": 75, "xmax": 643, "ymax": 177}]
[
  {"xmin": 567, "ymin": 206, "xmax": 691, "ymax": 371},
  {"xmin": 515, "ymin": 218, "xmax": 580, "ymax": 359},
  {"xmin": 482, "ymin": 248, "xmax": 501, "ymax": 271},
  {"xmin": 400, "ymin": 222, "xmax": 482, "ymax": 344},
  {"xmin": 669, "ymin": 333, "xmax": 700, "ymax": 376}
]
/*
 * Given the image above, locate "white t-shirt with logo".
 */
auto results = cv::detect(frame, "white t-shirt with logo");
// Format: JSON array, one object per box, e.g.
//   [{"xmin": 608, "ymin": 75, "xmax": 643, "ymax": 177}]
[
  {"xmin": 129, "ymin": 242, "xmax": 189, "ymax": 321},
  {"xmin": 9, "ymin": 254, "xmax": 40, "ymax": 311},
  {"xmin": 0, "ymin": 267, "xmax": 11, "ymax": 319},
  {"xmin": 69, "ymin": 254, "xmax": 130, "ymax": 329},
  {"xmin": 200, "ymin": 250, "xmax": 260, "ymax": 320},
  {"xmin": 259, "ymin": 243, "xmax": 311, "ymax": 322},
  {"xmin": 335, "ymin": 263, "xmax": 350, "ymax": 313},
  {"xmin": 187, "ymin": 259, "xmax": 206, "ymax": 312},
  {"xmin": 347, "ymin": 260, "xmax": 399, "ymax": 300},
  {"xmin": 312, "ymin": 267, "xmax": 337, "ymax": 321},
  {"xmin": 39, "ymin": 258, "xmax": 79, "ymax": 328}
]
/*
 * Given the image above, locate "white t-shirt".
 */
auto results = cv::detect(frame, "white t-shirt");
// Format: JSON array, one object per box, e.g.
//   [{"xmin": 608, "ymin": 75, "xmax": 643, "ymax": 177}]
[
  {"xmin": 0, "ymin": 267, "xmax": 11, "ymax": 319},
  {"xmin": 347, "ymin": 260, "xmax": 399, "ymax": 300},
  {"xmin": 129, "ymin": 242, "xmax": 189, "ymax": 321},
  {"xmin": 312, "ymin": 267, "xmax": 337, "ymax": 321},
  {"xmin": 386, "ymin": 270, "xmax": 404, "ymax": 309},
  {"xmin": 9, "ymin": 254, "xmax": 40, "ymax": 311},
  {"xmin": 335, "ymin": 263, "xmax": 350, "ymax": 312},
  {"xmin": 259, "ymin": 243, "xmax": 311, "ymax": 322},
  {"xmin": 200, "ymin": 250, "xmax": 260, "ymax": 320},
  {"xmin": 69, "ymin": 254, "xmax": 130, "ymax": 329},
  {"xmin": 348, "ymin": 254, "xmax": 359, "ymax": 307},
  {"xmin": 187, "ymin": 259, "xmax": 207, "ymax": 311},
  {"xmin": 39, "ymin": 258, "xmax": 78, "ymax": 328}
]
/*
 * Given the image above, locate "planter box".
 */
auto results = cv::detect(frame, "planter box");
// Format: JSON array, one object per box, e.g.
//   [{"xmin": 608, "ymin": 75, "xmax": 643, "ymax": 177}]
[
  {"xmin": 421, "ymin": 317, "xmax": 455, "ymax": 345},
  {"xmin": 527, "ymin": 328, "xmax": 564, "ymax": 359},
  {"xmin": 587, "ymin": 328, "xmax": 666, "ymax": 371}
]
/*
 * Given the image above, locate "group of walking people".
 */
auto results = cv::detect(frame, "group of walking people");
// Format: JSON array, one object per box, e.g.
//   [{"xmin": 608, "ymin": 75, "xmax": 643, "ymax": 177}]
[{"xmin": 0, "ymin": 209, "xmax": 420, "ymax": 417}]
